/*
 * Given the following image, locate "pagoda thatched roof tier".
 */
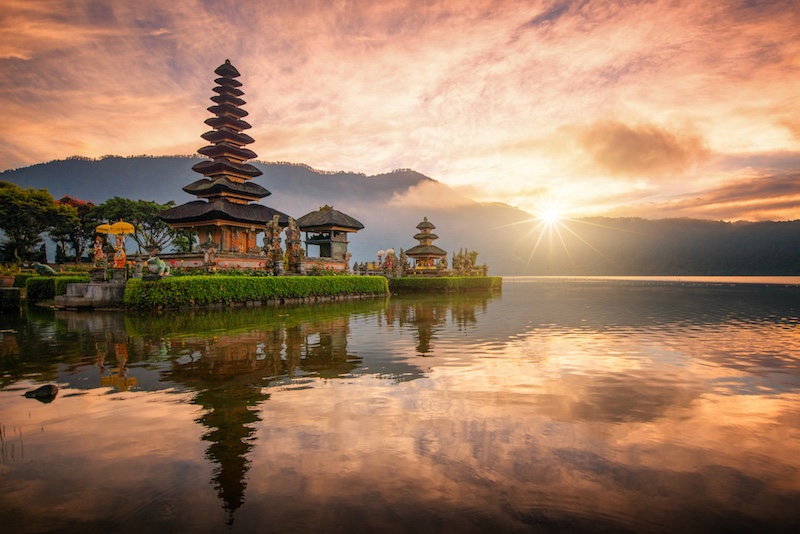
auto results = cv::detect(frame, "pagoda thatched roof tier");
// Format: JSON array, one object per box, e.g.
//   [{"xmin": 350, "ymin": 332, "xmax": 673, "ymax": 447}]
[
  {"xmin": 213, "ymin": 85, "xmax": 244, "ymax": 97},
  {"xmin": 296, "ymin": 205, "xmax": 364, "ymax": 231},
  {"xmin": 205, "ymin": 115, "xmax": 252, "ymax": 131},
  {"xmin": 158, "ymin": 199, "xmax": 288, "ymax": 226},
  {"xmin": 214, "ymin": 77, "xmax": 242, "ymax": 88},
  {"xmin": 413, "ymin": 232, "xmax": 439, "ymax": 241},
  {"xmin": 162, "ymin": 60, "xmax": 285, "ymax": 234},
  {"xmin": 201, "ymin": 128, "xmax": 255, "ymax": 146},
  {"xmin": 207, "ymin": 103, "xmax": 248, "ymax": 119},
  {"xmin": 405, "ymin": 244, "xmax": 447, "ymax": 257},
  {"xmin": 214, "ymin": 59, "xmax": 241, "ymax": 78},
  {"xmin": 197, "ymin": 142, "xmax": 257, "ymax": 162},
  {"xmin": 192, "ymin": 158, "xmax": 263, "ymax": 178},
  {"xmin": 182, "ymin": 178, "xmax": 270, "ymax": 199},
  {"xmin": 211, "ymin": 93, "xmax": 246, "ymax": 107},
  {"xmin": 416, "ymin": 217, "xmax": 435, "ymax": 230}
]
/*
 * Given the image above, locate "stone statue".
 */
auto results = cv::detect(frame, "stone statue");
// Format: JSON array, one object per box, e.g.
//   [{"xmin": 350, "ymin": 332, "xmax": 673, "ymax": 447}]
[
  {"xmin": 113, "ymin": 234, "xmax": 127, "ymax": 268},
  {"xmin": 263, "ymin": 215, "xmax": 283, "ymax": 275},
  {"xmin": 146, "ymin": 256, "xmax": 170, "ymax": 277},
  {"xmin": 200, "ymin": 239, "xmax": 217, "ymax": 265},
  {"xmin": 93, "ymin": 236, "xmax": 105, "ymax": 268},
  {"xmin": 32, "ymin": 262, "xmax": 57, "ymax": 275},
  {"xmin": 284, "ymin": 217, "xmax": 304, "ymax": 274},
  {"xmin": 399, "ymin": 248, "xmax": 409, "ymax": 275}
]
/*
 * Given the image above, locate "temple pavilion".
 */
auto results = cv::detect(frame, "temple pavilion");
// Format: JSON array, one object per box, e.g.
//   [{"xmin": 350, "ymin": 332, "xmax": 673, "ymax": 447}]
[
  {"xmin": 405, "ymin": 217, "xmax": 447, "ymax": 273},
  {"xmin": 158, "ymin": 60, "xmax": 288, "ymax": 258},
  {"xmin": 296, "ymin": 205, "xmax": 364, "ymax": 271}
]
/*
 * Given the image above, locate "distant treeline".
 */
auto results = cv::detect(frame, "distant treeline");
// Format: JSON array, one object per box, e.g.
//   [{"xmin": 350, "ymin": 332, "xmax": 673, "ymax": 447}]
[
  {"xmin": 259, "ymin": 160, "xmax": 368, "ymax": 177},
  {"xmin": 0, "ymin": 154, "xmax": 202, "ymax": 174},
  {"xmin": 1, "ymin": 155, "xmax": 373, "ymax": 178},
  {"xmin": 525, "ymin": 217, "xmax": 800, "ymax": 275}
]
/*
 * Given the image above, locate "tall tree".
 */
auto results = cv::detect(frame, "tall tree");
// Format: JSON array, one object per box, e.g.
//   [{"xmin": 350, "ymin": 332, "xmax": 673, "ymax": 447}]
[
  {"xmin": 90, "ymin": 197, "xmax": 177, "ymax": 254},
  {"xmin": 50, "ymin": 195, "xmax": 97, "ymax": 263},
  {"xmin": 0, "ymin": 181, "xmax": 78, "ymax": 264}
]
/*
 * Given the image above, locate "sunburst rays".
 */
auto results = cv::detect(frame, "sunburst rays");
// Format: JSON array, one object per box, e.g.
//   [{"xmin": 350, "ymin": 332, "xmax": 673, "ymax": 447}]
[{"xmin": 495, "ymin": 197, "xmax": 638, "ymax": 272}]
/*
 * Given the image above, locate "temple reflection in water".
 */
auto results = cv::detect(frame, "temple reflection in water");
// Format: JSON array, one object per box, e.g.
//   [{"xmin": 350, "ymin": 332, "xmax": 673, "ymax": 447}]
[
  {"xmin": 32, "ymin": 292, "xmax": 496, "ymax": 520},
  {"xmin": 159, "ymin": 311, "xmax": 364, "ymax": 517},
  {"xmin": 4, "ymin": 281, "xmax": 799, "ymax": 532}
]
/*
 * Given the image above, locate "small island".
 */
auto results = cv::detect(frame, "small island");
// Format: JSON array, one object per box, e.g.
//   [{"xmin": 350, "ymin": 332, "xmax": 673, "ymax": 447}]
[{"xmin": 1, "ymin": 60, "xmax": 499, "ymax": 312}]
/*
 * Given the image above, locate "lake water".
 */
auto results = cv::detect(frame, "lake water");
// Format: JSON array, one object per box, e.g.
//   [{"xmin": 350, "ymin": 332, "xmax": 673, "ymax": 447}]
[{"xmin": 1, "ymin": 277, "xmax": 800, "ymax": 533}]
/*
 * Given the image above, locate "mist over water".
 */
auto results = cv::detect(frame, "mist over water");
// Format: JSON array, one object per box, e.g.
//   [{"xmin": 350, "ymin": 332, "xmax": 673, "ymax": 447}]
[{"xmin": 1, "ymin": 279, "xmax": 799, "ymax": 533}]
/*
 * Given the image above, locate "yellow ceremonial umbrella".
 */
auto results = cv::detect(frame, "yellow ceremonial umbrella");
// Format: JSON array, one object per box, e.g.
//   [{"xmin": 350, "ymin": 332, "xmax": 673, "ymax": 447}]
[
  {"xmin": 109, "ymin": 220, "xmax": 135, "ymax": 235},
  {"xmin": 109, "ymin": 221, "xmax": 134, "ymax": 263},
  {"xmin": 95, "ymin": 223, "xmax": 111, "ymax": 234}
]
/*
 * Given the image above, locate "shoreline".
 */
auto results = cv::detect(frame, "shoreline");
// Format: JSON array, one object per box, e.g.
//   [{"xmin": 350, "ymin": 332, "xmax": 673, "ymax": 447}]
[{"xmin": 503, "ymin": 275, "xmax": 800, "ymax": 288}]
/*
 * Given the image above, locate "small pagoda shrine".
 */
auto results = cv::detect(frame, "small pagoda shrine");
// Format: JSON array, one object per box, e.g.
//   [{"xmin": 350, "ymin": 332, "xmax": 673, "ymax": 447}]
[
  {"xmin": 405, "ymin": 217, "xmax": 447, "ymax": 273},
  {"xmin": 159, "ymin": 60, "xmax": 288, "ymax": 260},
  {"xmin": 296, "ymin": 205, "xmax": 364, "ymax": 271}
]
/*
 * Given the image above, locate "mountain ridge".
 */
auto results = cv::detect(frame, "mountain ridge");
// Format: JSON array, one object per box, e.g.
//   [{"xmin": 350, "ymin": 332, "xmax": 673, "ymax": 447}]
[
  {"xmin": 1, "ymin": 156, "xmax": 529, "ymax": 272},
  {"xmin": 3, "ymin": 156, "xmax": 799, "ymax": 275}
]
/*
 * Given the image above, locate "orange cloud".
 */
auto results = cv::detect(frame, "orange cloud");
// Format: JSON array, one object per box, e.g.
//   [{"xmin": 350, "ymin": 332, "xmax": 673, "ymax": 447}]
[
  {"xmin": 604, "ymin": 172, "xmax": 800, "ymax": 221},
  {"xmin": 573, "ymin": 120, "xmax": 710, "ymax": 178},
  {"xmin": 1, "ymin": 0, "xmax": 799, "ymax": 220}
]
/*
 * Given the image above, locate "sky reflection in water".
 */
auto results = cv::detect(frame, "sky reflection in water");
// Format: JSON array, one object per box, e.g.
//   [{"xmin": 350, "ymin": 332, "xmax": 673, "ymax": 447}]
[{"xmin": 1, "ymin": 279, "xmax": 799, "ymax": 533}]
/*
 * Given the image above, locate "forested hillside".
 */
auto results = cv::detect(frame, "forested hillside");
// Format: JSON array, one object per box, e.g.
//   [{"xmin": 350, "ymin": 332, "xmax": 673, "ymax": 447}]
[
  {"xmin": 526, "ymin": 217, "xmax": 800, "ymax": 275},
  {"xmin": 2, "ymin": 156, "xmax": 799, "ymax": 275}
]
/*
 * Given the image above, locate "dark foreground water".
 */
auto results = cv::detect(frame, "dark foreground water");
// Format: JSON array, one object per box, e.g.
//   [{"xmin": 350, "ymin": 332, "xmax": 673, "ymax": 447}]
[{"xmin": 1, "ymin": 278, "xmax": 800, "ymax": 533}]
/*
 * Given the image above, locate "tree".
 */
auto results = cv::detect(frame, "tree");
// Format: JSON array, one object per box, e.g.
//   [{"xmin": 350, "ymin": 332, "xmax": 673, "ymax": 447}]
[
  {"xmin": 0, "ymin": 181, "xmax": 79, "ymax": 264},
  {"xmin": 50, "ymin": 195, "xmax": 97, "ymax": 263},
  {"xmin": 171, "ymin": 229, "xmax": 197, "ymax": 254},
  {"xmin": 90, "ymin": 197, "xmax": 177, "ymax": 254}
]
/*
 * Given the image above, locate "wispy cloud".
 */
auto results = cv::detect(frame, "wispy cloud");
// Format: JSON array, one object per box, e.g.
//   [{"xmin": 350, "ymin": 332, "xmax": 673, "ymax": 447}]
[
  {"xmin": 609, "ymin": 172, "xmax": 800, "ymax": 221},
  {"xmin": 1, "ymin": 0, "xmax": 799, "ymax": 220}
]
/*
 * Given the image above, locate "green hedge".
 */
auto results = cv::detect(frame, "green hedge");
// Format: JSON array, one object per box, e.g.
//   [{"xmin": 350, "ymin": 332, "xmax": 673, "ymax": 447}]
[
  {"xmin": 125, "ymin": 275, "xmax": 389, "ymax": 309},
  {"xmin": 388, "ymin": 276, "xmax": 502, "ymax": 294},
  {"xmin": 13, "ymin": 272, "xmax": 84, "ymax": 288},
  {"xmin": 26, "ymin": 275, "xmax": 90, "ymax": 300},
  {"xmin": 13, "ymin": 273, "xmax": 35, "ymax": 288}
]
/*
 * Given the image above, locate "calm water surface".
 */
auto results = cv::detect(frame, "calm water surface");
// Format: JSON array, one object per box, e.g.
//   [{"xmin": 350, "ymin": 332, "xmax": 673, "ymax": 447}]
[{"xmin": 1, "ymin": 278, "xmax": 800, "ymax": 533}]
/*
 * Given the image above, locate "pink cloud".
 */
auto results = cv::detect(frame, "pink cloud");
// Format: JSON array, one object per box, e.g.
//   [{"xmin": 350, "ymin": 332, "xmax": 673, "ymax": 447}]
[{"xmin": 1, "ymin": 0, "xmax": 798, "ymax": 220}]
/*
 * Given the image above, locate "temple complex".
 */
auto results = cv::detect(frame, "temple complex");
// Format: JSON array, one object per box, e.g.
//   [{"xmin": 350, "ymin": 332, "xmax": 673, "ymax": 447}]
[
  {"xmin": 158, "ymin": 60, "xmax": 288, "ymax": 256},
  {"xmin": 405, "ymin": 217, "xmax": 447, "ymax": 273},
  {"xmin": 296, "ymin": 205, "xmax": 364, "ymax": 271}
]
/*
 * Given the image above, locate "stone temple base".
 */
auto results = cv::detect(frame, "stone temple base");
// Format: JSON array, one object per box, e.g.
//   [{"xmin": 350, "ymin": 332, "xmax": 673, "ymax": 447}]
[
  {"xmin": 54, "ymin": 283, "xmax": 125, "ymax": 309},
  {"xmin": 161, "ymin": 252, "xmax": 266, "ymax": 270}
]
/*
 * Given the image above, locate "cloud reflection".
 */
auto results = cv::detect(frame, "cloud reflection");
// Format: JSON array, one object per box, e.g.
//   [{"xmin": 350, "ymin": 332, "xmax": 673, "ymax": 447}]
[{"xmin": 1, "ymin": 283, "xmax": 800, "ymax": 530}]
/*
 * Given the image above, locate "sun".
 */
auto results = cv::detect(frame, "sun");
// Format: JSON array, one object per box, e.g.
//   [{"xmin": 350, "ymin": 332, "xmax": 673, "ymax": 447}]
[
  {"xmin": 537, "ymin": 197, "xmax": 565, "ymax": 226},
  {"xmin": 540, "ymin": 206, "xmax": 562, "ymax": 225}
]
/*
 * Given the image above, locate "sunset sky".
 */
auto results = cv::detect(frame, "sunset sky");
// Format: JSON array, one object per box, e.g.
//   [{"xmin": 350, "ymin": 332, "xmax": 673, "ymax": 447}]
[{"xmin": 1, "ymin": 0, "xmax": 799, "ymax": 221}]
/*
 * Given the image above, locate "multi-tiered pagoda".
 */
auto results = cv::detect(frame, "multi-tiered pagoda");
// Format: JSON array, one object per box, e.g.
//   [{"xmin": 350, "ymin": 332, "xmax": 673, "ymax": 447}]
[
  {"xmin": 159, "ymin": 60, "xmax": 288, "ymax": 254},
  {"xmin": 405, "ymin": 217, "xmax": 447, "ymax": 272}
]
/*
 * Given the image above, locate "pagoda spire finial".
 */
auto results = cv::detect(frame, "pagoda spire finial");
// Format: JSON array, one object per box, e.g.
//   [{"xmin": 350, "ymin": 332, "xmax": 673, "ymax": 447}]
[
  {"xmin": 193, "ymin": 59, "xmax": 259, "ymax": 182},
  {"xmin": 158, "ymin": 60, "xmax": 289, "ymax": 254}
]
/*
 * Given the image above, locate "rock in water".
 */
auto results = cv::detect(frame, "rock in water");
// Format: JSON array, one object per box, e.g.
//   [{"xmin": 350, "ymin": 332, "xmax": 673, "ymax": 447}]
[{"xmin": 24, "ymin": 384, "xmax": 59, "ymax": 403}]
